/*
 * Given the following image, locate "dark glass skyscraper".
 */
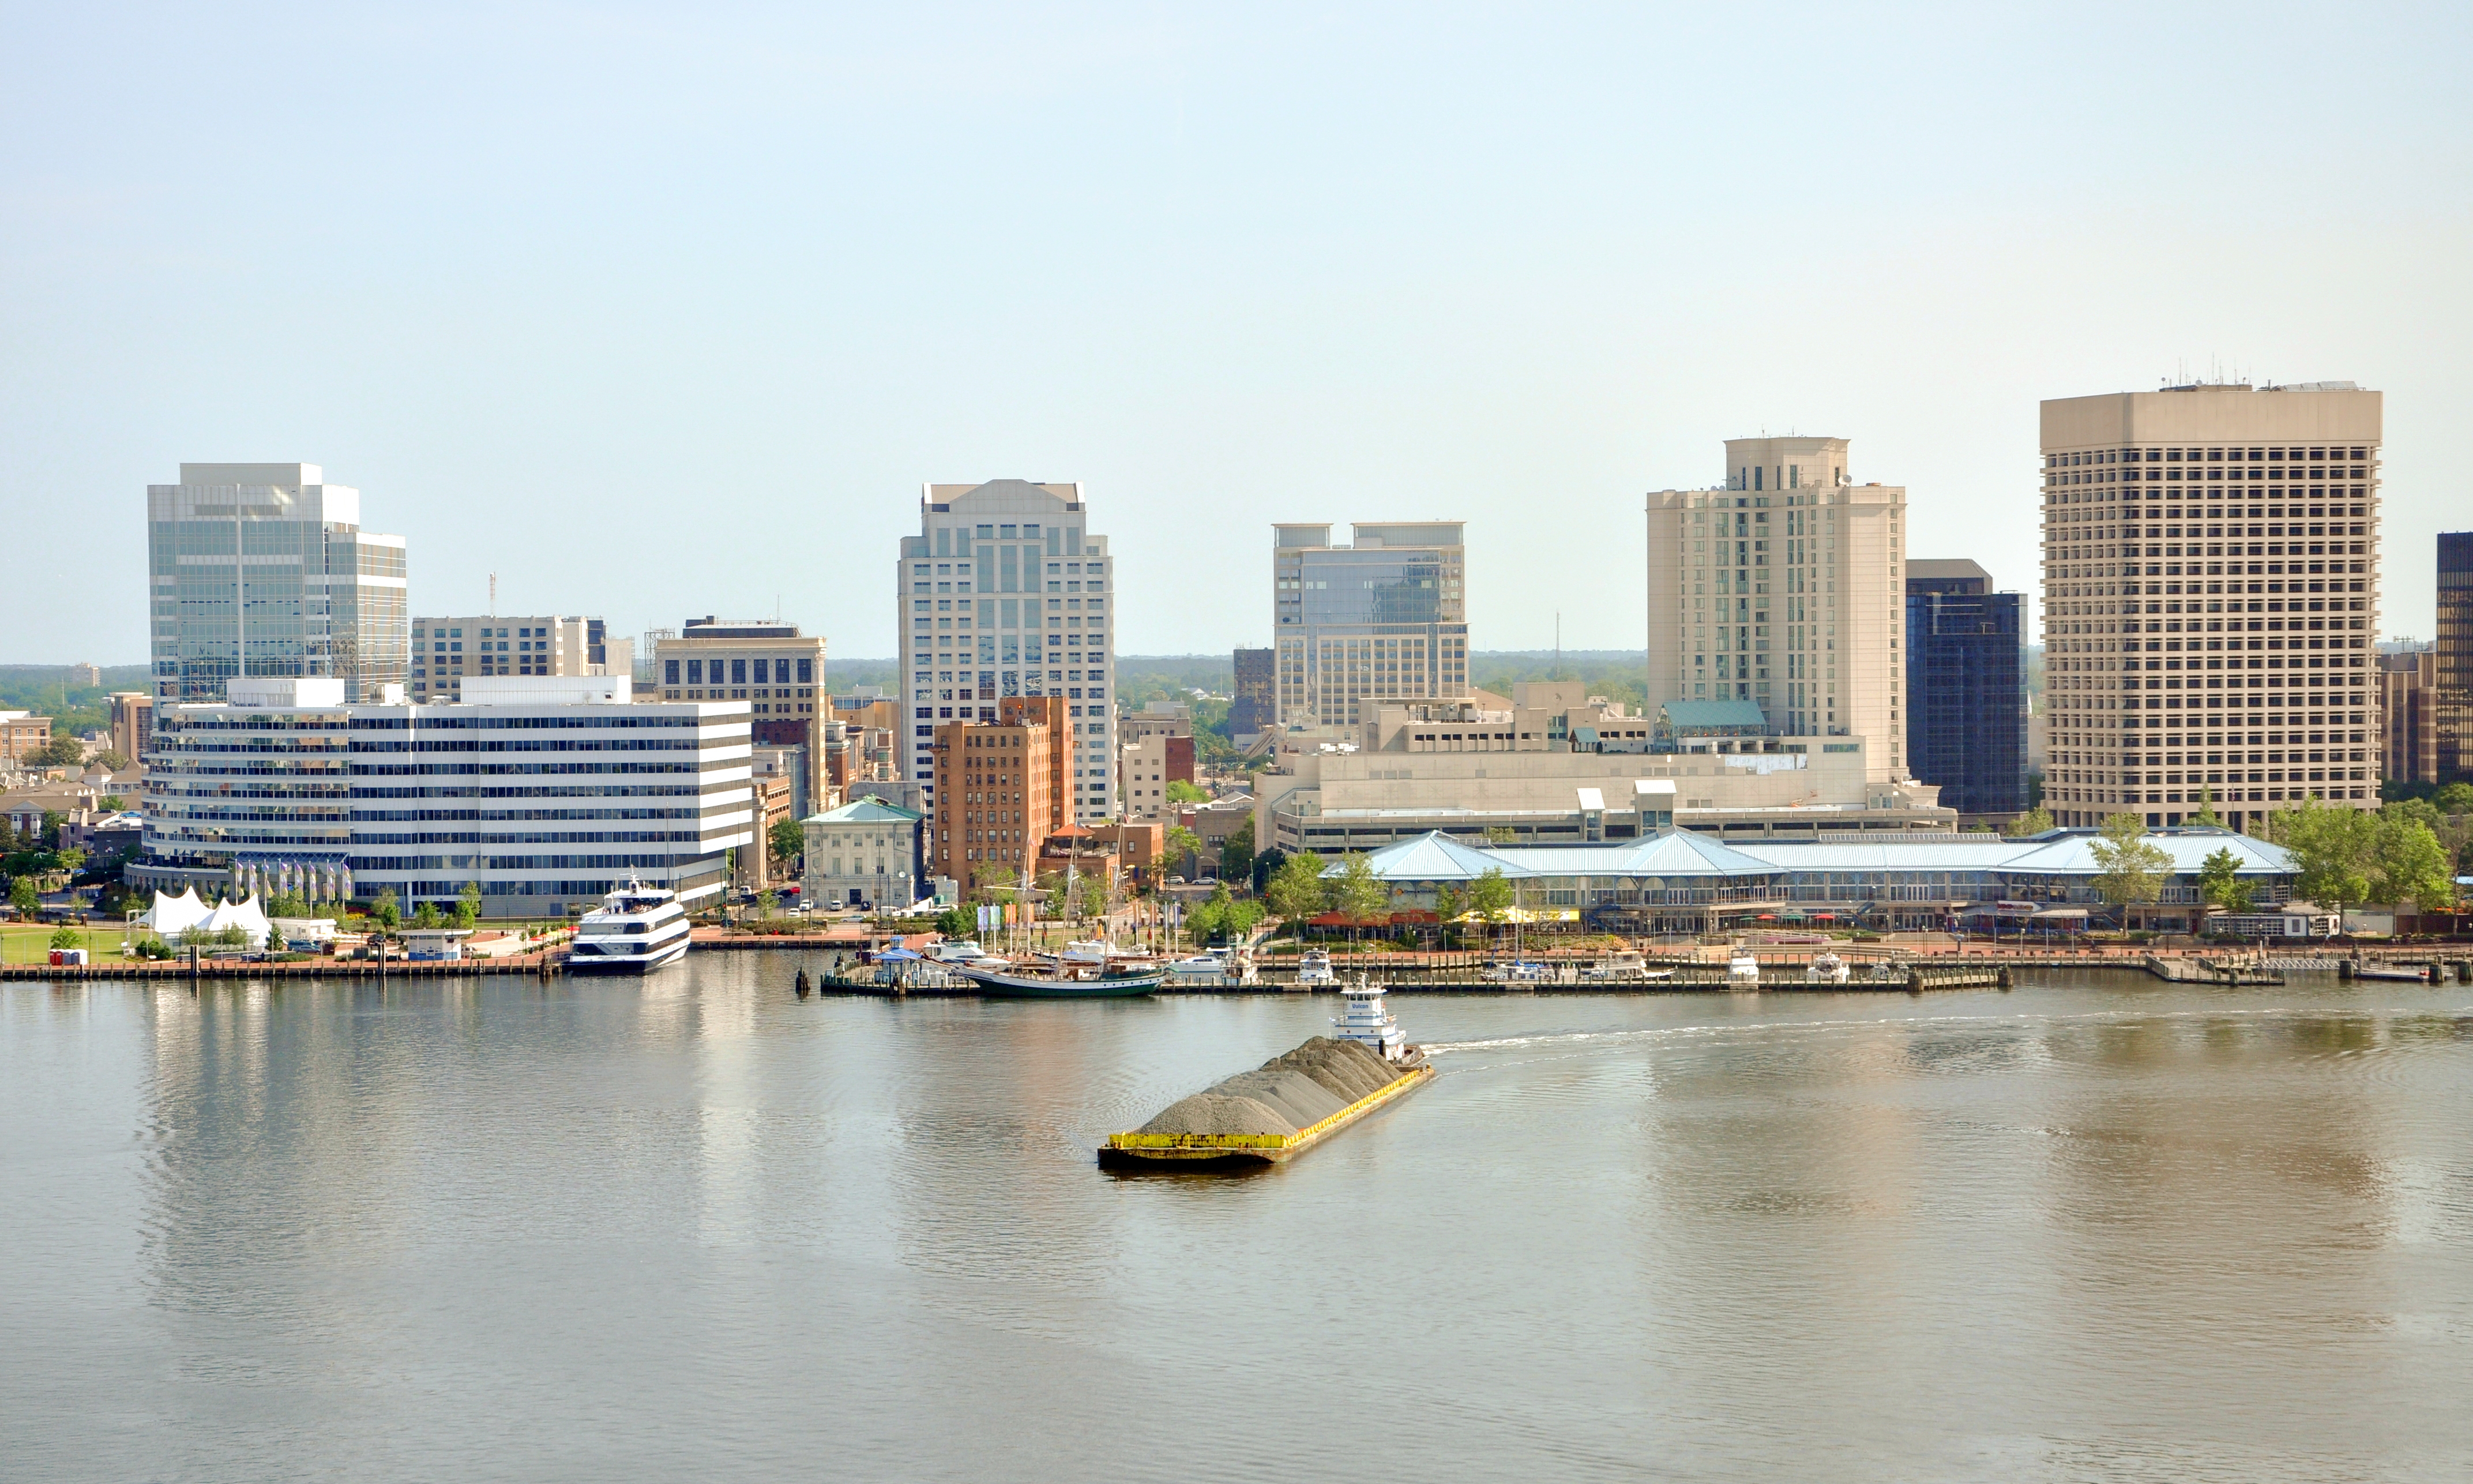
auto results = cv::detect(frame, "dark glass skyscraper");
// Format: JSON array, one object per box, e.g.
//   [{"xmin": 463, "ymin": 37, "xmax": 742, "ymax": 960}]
[
  {"xmin": 2438, "ymin": 531, "xmax": 2473, "ymax": 783},
  {"xmin": 1905, "ymin": 559, "xmax": 2025, "ymax": 815}
]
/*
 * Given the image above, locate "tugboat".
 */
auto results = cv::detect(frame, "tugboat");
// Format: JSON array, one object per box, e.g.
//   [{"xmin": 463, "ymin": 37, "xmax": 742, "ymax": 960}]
[
  {"xmin": 1333, "ymin": 976, "xmax": 1417, "ymax": 1064},
  {"xmin": 569, "ymin": 877, "xmax": 693, "ymax": 972},
  {"xmin": 1806, "ymin": 951, "xmax": 1850, "ymax": 985}
]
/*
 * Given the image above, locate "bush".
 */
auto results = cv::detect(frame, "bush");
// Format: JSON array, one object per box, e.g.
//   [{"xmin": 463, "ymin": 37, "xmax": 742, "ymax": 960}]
[{"xmin": 49, "ymin": 925, "xmax": 82, "ymax": 950}]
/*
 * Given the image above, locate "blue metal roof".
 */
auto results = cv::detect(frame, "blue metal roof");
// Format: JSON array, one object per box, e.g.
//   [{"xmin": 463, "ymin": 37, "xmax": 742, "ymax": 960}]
[
  {"xmin": 1347, "ymin": 826, "xmax": 2291, "ymax": 884},
  {"xmin": 1659, "ymin": 699, "xmax": 1767, "ymax": 731}
]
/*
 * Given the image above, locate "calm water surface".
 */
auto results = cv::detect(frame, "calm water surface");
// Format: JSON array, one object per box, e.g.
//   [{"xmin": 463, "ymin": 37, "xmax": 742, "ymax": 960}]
[{"xmin": 5, "ymin": 963, "xmax": 2472, "ymax": 1481}]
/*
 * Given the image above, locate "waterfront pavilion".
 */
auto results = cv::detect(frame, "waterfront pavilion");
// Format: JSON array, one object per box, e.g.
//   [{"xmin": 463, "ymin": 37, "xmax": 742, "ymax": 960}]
[{"xmin": 1333, "ymin": 826, "xmax": 2294, "ymax": 934}]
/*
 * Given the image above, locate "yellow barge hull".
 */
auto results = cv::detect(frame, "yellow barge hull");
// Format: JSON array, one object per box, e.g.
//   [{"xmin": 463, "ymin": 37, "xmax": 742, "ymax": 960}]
[{"xmin": 1099, "ymin": 1062, "xmax": 1435, "ymax": 1169}]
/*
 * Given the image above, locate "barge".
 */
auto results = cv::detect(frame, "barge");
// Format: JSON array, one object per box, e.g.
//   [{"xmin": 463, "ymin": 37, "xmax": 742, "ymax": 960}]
[{"xmin": 1100, "ymin": 981, "xmax": 1430, "ymax": 1170}]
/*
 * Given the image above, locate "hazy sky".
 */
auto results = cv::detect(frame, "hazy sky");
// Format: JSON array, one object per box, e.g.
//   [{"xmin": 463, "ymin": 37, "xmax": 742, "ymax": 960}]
[{"xmin": 6, "ymin": 3, "xmax": 2468, "ymax": 664}]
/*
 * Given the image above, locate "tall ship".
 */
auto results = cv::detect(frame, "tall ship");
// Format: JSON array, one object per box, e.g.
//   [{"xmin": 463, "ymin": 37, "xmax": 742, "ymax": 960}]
[
  {"xmin": 954, "ymin": 943, "xmax": 1164, "ymax": 998},
  {"xmin": 568, "ymin": 879, "xmax": 692, "ymax": 972}
]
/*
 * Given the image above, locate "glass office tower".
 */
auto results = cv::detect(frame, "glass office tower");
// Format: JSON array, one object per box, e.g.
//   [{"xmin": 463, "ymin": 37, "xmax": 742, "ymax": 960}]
[
  {"xmin": 146, "ymin": 464, "xmax": 408, "ymax": 712},
  {"xmin": 1905, "ymin": 559, "xmax": 2027, "ymax": 816},
  {"xmin": 2438, "ymin": 531, "xmax": 2473, "ymax": 784}
]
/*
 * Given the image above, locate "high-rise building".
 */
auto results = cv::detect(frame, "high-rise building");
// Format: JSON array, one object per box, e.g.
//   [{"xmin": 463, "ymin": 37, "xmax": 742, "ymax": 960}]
[
  {"xmin": 136, "ymin": 674, "xmax": 750, "ymax": 914},
  {"xmin": 107, "ymin": 692, "xmax": 152, "ymax": 767},
  {"xmin": 2437, "ymin": 532, "xmax": 2473, "ymax": 784},
  {"xmin": 146, "ymin": 463, "xmax": 408, "ymax": 709},
  {"xmin": 926, "ymin": 695, "xmax": 1072, "ymax": 887},
  {"xmin": 410, "ymin": 614, "xmax": 626, "ymax": 702},
  {"xmin": 1272, "ymin": 523, "xmax": 1468, "ymax": 727},
  {"xmin": 1904, "ymin": 560, "xmax": 2026, "ymax": 816},
  {"xmin": 899, "ymin": 481, "xmax": 1117, "ymax": 817},
  {"xmin": 1645, "ymin": 438, "xmax": 1908, "ymax": 782},
  {"xmin": 1230, "ymin": 647, "xmax": 1274, "ymax": 735},
  {"xmin": 654, "ymin": 618, "xmax": 828, "ymax": 821},
  {"xmin": 2378, "ymin": 646, "xmax": 2440, "ymax": 787},
  {"xmin": 2039, "ymin": 384, "xmax": 2381, "ymax": 831}
]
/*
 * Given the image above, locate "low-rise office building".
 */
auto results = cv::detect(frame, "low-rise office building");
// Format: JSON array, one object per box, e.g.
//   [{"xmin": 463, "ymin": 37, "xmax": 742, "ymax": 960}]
[
  {"xmin": 0, "ymin": 712, "xmax": 52, "ymax": 765},
  {"xmin": 1121, "ymin": 732, "xmax": 1195, "ymax": 822},
  {"xmin": 801, "ymin": 794, "xmax": 924, "ymax": 911},
  {"xmin": 411, "ymin": 614, "xmax": 629, "ymax": 702},
  {"xmin": 136, "ymin": 675, "xmax": 752, "ymax": 917},
  {"xmin": 1253, "ymin": 685, "xmax": 1951, "ymax": 854}
]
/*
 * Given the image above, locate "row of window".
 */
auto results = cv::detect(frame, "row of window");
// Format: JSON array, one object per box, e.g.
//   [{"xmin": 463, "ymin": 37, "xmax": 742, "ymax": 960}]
[
  {"xmin": 2051, "ymin": 446, "xmax": 2369, "ymax": 466},
  {"xmin": 664, "ymin": 658, "xmax": 814, "ymax": 685}
]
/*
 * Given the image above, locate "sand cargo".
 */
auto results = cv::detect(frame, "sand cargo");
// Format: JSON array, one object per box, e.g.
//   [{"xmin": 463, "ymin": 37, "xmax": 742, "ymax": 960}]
[{"xmin": 1100, "ymin": 1035, "xmax": 1433, "ymax": 1169}]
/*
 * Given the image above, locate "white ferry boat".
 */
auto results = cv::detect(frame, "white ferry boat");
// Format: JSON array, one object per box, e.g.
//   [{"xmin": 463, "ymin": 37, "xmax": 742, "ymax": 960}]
[
  {"xmin": 569, "ymin": 878, "xmax": 692, "ymax": 972},
  {"xmin": 1333, "ymin": 978, "xmax": 1410, "ymax": 1063}
]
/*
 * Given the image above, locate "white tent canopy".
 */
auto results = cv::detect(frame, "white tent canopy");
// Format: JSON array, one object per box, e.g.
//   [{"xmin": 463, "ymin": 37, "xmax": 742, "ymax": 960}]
[
  {"xmin": 142, "ymin": 888, "xmax": 272, "ymax": 948},
  {"xmin": 142, "ymin": 888, "xmax": 211, "ymax": 937}
]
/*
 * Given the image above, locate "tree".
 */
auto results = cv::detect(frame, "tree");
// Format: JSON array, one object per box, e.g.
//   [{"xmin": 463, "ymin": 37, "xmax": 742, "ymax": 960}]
[
  {"xmin": 1432, "ymin": 882, "xmax": 1465, "ymax": 940},
  {"xmin": 1219, "ymin": 816, "xmax": 1256, "ymax": 885},
  {"xmin": 934, "ymin": 907, "xmax": 972, "ymax": 940},
  {"xmin": 769, "ymin": 817, "xmax": 806, "ymax": 870},
  {"xmin": 92, "ymin": 749, "xmax": 131, "ymax": 772},
  {"xmin": 2196, "ymin": 846, "xmax": 2254, "ymax": 913},
  {"xmin": 1165, "ymin": 779, "xmax": 1209, "ymax": 806},
  {"xmin": 2186, "ymin": 787, "xmax": 2224, "ymax": 829},
  {"xmin": 372, "ymin": 888, "xmax": 401, "ymax": 932},
  {"xmin": 2434, "ymin": 781, "xmax": 2473, "ymax": 817},
  {"xmin": 2088, "ymin": 812, "xmax": 2171, "ymax": 917},
  {"xmin": 2369, "ymin": 812, "xmax": 2455, "ymax": 914},
  {"xmin": 456, "ymin": 881, "xmax": 482, "ymax": 929},
  {"xmin": 757, "ymin": 888, "xmax": 779, "ymax": 919},
  {"xmin": 1328, "ymin": 852, "xmax": 1389, "ymax": 941},
  {"xmin": 1483, "ymin": 826, "xmax": 1517, "ymax": 846},
  {"xmin": 1075, "ymin": 872, "xmax": 1110, "ymax": 925},
  {"xmin": 2004, "ymin": 805, "xmax": 2054, "ymax": 839},
  {"xmin": 2263, "ymin": 795, "xmax": 2377, "ymax": 923},
  {"xmin": 411, "ymin": 900, "xmax": 442, "ymax": 929},
  {"xmin": 1468, "ymin": 866, "xmax": 1514, "ymax": 926},
  {"xmin": 1163, "ymin": 825, "xmax": 1204, "ymax": 878},
  {"xmin": 1264, "ymin": 850, "xmax": 1329, "ymax": 924},
  {"xmin": 9, "ymin": 878, "xmax": 37, "ymax": 916},
  {"xmin": 266, "ymin": 921, "xmax": 289, "ymax": 955},
  {"xmin": 27, "ymin": 735, "xmax": 85, "ymax": 769}
]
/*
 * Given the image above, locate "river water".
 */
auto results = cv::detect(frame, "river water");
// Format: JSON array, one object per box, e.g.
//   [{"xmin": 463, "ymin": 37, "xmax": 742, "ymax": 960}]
[{"xmin": 5, "ymin": 961, "xmax": 2471, "ymax": 1482}]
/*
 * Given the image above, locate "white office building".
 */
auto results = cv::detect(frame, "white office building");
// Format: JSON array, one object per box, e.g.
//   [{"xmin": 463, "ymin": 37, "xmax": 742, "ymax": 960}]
[
  {"xmin": 136, "ymin": 675, "xmax": 753, "ymax": 917},
  {"xmin": 411, "ymin": 614, "xmax": 630, "ymax": 702},
  {"xmin": 898, "ymin": 480, "xmax": 1117, "ymax": 817}
]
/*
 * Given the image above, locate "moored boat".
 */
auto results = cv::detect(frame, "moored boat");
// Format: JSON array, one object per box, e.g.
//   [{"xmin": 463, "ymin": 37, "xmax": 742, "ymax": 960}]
[
  {"xmin": 956, "ymin": 953, "xmax": 1164, "ymax": 997},
  {"xmin": 1728, "ymin": 950, "xmax": 1762, "ymax": 985},
  {"xmin": 568, "ymin": 878, "xmax": 692, "ymax": 972},
  {"xmin": 1294, "ymin": 948, "xmax": 1337, "ymax": 986},
  {"xmin": 1806, "ymin": 951, "xmax": 1850, "ymax": 984}
]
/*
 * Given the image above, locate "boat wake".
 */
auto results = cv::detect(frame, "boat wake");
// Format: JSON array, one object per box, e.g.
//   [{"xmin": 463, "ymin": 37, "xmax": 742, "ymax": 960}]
[{"xmin": 1418, "ymin": 1000, "xmax": 2471, "ymax": 1057}]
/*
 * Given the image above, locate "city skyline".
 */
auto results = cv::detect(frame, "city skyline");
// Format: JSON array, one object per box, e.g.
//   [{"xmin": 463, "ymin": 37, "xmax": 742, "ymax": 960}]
[{"xmin": 5, "ymin": 9, "xmax": 2467, "ymax": 660}]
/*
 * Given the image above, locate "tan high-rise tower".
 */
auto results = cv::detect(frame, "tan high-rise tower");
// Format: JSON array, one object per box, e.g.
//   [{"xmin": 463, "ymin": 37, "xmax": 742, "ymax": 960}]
[
  {"xmin": 2039, "ymin": 383, "xmax": 2381, "ymax": 832},
  {"xmin": 1645, "ymin": 437, "xmax": 1910, "ymax": 783}
]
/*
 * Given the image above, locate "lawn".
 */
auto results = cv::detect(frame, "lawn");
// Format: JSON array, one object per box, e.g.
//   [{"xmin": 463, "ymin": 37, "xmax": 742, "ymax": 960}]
[{"xmin": 0, "ymin": 921, "xmax": 139, "ymax": 964}]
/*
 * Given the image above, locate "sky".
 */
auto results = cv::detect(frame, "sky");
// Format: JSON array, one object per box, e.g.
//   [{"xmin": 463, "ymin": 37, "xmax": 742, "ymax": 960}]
[{"xmin": 4, "ymin": 2, "xmax": 2468, "ymax": 664}]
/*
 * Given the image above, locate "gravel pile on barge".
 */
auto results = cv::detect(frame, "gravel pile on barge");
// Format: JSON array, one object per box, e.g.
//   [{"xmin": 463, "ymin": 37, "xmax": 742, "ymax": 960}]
[{"xmin": 1137, "ymin": 1036, "xmax": 1407, "ymax": 1139}]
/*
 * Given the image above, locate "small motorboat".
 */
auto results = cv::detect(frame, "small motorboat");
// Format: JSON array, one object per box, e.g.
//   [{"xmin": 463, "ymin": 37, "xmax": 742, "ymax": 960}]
[
  {"xmin": 1295, "ymin": 949, "xmax": 1337, "ymax": 986},
  {"xmin": 1806, "ymin": 952, "xmax": 1850, "ymax": 985},
  {"xmin": 1483, "ymin": 960, "xmax": 1549, "ymax": 983},
  {"xmin": 1727, "ymin": 951, "xmax": 1762, "ymax": 986}
]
